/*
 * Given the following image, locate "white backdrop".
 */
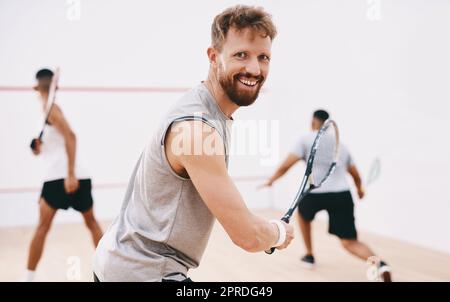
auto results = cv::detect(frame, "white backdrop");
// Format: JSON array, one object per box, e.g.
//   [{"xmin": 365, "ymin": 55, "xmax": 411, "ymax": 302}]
[{"xmin": 1, "ymin": 0, "xmax": 450, "ymax": 254}]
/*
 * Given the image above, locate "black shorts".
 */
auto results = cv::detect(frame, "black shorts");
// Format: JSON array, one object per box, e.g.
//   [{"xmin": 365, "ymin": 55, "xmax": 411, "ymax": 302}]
[
  {"xmin": 41, "ymin": 178, "xmax": 93, "ymax": 212},
  {"xmin": 298, "ymin": 190, "xmax": 357, "ymax": 239}
]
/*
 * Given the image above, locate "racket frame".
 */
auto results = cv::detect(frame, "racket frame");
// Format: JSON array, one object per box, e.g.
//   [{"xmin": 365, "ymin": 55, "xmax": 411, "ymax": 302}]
[
  {"xmin": 30, "ymin": 67, "xmax": 60, "ymax": 150},
  {"xmin": 39, "ymin": 67, "xmax": 60, "ymax": 139}
]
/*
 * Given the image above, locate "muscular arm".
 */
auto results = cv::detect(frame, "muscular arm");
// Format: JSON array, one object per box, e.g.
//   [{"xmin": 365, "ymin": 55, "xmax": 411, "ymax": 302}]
[{"xmin": 165, "ymin": 121, "xmax": 293, "ymax": 252}]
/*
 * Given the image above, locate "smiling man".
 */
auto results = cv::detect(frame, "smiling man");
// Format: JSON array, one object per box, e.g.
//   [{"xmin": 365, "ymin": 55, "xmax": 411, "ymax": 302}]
[{"xmin": 93, "ymin": 5, "xmax": 294, "ymax": 282}]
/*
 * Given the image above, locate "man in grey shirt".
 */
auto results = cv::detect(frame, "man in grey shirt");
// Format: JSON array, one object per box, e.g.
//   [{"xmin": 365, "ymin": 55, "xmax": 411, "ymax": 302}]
[
  {"xmin": 263, "ymin": 110, "xmax": 392, "ymax": 282},
  {"xmin": 93, "ymin": 5, "xmax": 294, "ymax": 282}
]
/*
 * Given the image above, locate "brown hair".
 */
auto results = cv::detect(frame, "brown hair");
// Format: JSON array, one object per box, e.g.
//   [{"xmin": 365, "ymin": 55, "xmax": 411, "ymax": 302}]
[{"xmin": 211, "ymin": 5, "xmax": 277, "ymax": 51}]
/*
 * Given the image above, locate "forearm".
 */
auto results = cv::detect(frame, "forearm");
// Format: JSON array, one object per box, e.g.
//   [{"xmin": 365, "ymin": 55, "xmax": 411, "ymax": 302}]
[
  {"xmin": 267, "ymin": 155, "xmax": 300, "ymax": 185},
  {"xmin": 268, "ymin": 167, "xmax": 288, "ymax": 185},
  {"xmin": 348, "ymin": 165, "xmax": 363, "ymax": 190},
  {"xmin": 65, "ymin": 134, "xmax": 77, "ymax": 176},
  {"xmin": 353, "ymin": 176, "xmax": 362, "ymax": 190}
]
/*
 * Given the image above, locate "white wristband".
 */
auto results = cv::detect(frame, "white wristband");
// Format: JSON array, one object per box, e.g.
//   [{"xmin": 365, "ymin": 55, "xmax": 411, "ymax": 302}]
[{"xmin": 270, "ymin": 219, "xmax": 286, "ymax": 247}]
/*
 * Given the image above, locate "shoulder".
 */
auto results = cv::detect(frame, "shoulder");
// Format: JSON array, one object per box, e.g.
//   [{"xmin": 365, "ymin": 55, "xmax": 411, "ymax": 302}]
[
  {"xmin": 47, "ymin": 104, "xmax": 64, "ymax": 123},
  {"xmin": 167, "ymin": 120, "xmax": 224, "ymax": 154}
]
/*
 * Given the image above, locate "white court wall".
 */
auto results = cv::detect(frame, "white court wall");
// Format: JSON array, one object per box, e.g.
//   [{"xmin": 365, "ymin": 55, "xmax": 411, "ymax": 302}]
[{"xmin": 1, "ymin": 0, "xmax": 450, "ymax": 254}]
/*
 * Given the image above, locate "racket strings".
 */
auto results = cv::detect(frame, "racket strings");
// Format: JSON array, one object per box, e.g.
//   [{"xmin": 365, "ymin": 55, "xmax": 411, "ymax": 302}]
[{"xmin": 310, "ymin": 127, "xmax": 338, "ymax": 187}]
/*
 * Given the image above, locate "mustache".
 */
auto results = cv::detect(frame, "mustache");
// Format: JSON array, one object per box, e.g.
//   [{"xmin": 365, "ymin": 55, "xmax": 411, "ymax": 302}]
[{"xmin": 234, "ymin": 73, "xmax": 264, "ymax": 83}]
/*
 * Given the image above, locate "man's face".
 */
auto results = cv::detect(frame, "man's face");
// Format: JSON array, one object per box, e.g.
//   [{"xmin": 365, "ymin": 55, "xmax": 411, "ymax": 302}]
[
  {"xmin": 214, "ymin": 27, "xmax": 272, "ymax": 107},
  {"xmin": 311, "ymin": 118, "xmax": 323, "ymax": 130},
  {"xmin": 33, "ymin": 77, "xmax": 52, "ymax": 94}
]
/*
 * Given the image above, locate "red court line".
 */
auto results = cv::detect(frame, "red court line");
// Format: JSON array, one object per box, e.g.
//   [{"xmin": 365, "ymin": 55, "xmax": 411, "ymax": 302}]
[
  {"xmin": 0, "ymin": 176, "xmax": 267, "ymax": 194},
  {"xmin": 0, "ymin": 86, "xmax": 190, "ymax": 93}
]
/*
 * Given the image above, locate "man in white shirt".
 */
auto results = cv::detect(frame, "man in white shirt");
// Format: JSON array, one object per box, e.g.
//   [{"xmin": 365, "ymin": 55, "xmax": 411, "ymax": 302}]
[{"xmin": 24, "ymin": 68, "xmax": 103, "ymax": 282}]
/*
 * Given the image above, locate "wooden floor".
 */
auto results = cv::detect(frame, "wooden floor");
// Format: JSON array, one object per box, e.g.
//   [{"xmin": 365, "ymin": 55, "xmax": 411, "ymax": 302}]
[{"xmin": 1, "ymin": 209, "xmax": 450, "ymax": 282}]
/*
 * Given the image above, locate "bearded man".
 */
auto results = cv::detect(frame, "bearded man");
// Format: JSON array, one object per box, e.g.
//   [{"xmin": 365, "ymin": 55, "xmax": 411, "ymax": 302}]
[{"xmin": 93, "ymin": 5, "xmax": 294, "ymax": 282}]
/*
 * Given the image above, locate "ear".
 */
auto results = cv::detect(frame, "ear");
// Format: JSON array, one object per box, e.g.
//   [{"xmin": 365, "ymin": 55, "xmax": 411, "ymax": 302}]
[
  {"xmin": 207, "ymin": 47, "xmax": 218, "ymax": 66},
  {"xmin": 33, "ymin": 85, "xmax": 39, "ymax": 91}
]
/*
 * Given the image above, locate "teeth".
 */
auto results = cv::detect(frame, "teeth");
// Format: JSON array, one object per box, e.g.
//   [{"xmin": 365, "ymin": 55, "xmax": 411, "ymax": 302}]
[{"xmin": 239, "ymin": 78, "xmax": 258, "ymax": 87}]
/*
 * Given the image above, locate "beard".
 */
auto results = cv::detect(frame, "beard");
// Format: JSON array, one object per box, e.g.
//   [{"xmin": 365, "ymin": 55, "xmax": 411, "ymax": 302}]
[{"xmin": 217, "ymin": 66, "xmax": 265, "ymax": 107}]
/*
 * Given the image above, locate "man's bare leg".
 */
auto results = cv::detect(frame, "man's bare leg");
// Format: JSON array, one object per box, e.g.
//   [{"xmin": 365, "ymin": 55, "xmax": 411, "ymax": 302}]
[
  {"xmin": 297, "ymin": 212, "xmax": 316, "ymax": 268},
  {"xmin": 340, "ymin": 239, "xmax": 375, "ymax": 260},
  {"xmin": 26, "ymin": 199, "xmax": 57, "ymax": 280},
  {"xmin": 340, "ymin": 239, "xmax": 392, "ymax": 282},
  {"xmin": 81, "ymin": 208, "xmax": 103, "ymax": 247},
  {"xmin": 298, "ymin": 212, "xmax": 313, "ymax": 255}
]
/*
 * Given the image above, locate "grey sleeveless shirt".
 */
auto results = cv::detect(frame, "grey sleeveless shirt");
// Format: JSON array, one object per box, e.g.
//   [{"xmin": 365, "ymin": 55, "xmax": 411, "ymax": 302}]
[{"xmin": 93, "ymin": 83, "xmax": 232, "ymax": 281}]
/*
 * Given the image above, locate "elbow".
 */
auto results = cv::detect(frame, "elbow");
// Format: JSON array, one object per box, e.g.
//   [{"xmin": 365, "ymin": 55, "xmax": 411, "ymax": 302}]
[
  {"xmin": 67, "ymin": 132, "xmax": 76, "ymax": 143},
  {"xmin": 232, "ymin": 236, "xmax": 261, "ymax": 253}
]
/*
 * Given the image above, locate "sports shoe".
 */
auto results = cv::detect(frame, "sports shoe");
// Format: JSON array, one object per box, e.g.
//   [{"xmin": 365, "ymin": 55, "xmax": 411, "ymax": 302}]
[{"xmin": 300, "ymin": 254, "xmax": 315, "ymax": 269}]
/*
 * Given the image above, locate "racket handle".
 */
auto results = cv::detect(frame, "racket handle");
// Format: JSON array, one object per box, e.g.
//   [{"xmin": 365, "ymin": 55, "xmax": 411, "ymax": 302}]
[
  {"xmin": 31, "ymin": 130, "xmax": 44, "ymax": 151},
  {"xmin": 265, "ymin": 216, "xmax": 290, "ymax": 255},
  {"xmin": 265, "ymin": 247, "xmax": 276, "ymax": 255},
  {"xmin": 30, "ymin": 138, "xmax": 38, "ymax": 150}
]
